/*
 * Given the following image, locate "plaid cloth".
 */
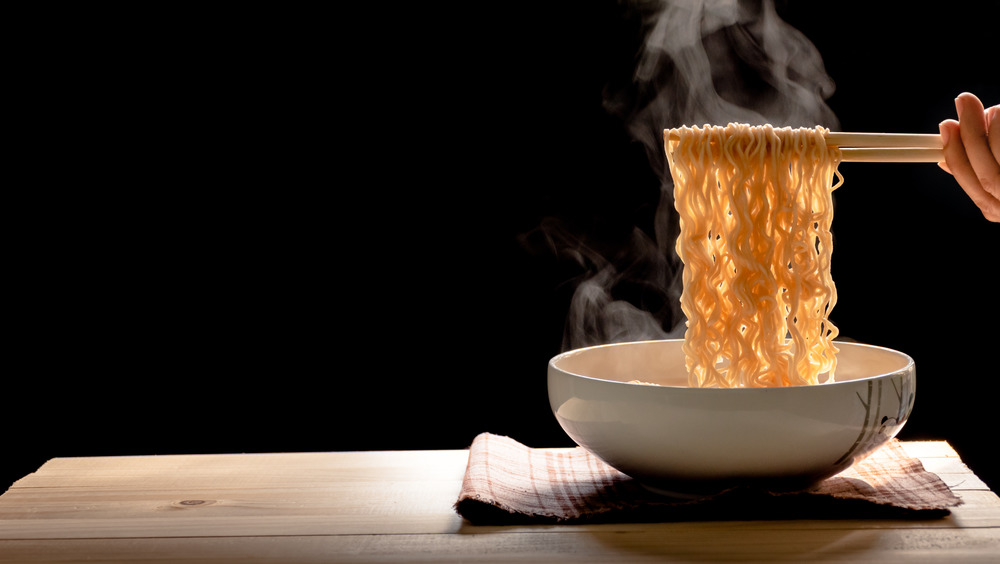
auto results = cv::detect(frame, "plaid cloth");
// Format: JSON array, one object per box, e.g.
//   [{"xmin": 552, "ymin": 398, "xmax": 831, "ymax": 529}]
[{"xmin": 454, "ymin": 433, "xmax": 962, "ymax": 524}]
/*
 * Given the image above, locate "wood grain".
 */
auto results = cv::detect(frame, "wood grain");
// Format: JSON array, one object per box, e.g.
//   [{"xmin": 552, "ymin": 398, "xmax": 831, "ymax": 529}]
[{"xmin": 1, "ymin": 443, "xmax": 997, "ymax": 563}]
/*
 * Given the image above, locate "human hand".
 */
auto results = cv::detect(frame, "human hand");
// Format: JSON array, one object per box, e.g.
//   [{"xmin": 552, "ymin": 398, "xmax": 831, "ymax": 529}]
[{"xmin": 938, "ymin": 93, "xmax": 1000, "ymax": 222}]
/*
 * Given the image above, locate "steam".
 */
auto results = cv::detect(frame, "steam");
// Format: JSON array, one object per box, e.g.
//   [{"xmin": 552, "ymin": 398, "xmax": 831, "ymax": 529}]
[{"xmin": 529, "ymin": 0, "xmax": 840, "ymax": 352}]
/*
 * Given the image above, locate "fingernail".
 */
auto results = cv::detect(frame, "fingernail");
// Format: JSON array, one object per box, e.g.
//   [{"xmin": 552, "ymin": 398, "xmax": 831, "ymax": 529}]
[
  {"xmin": 989, "ymin": 106, "xmax": 999, "ymax": 127},
  {"xmin": 955, "ymin": 97, "xmax": 963, "ymax": 119},
  {"xmin": 939, "ymin": 121, "xmax": 950, "ymax": 144}
]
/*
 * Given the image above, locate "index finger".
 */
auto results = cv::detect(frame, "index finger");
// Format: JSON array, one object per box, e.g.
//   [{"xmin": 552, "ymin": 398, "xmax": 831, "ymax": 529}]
[{"xmin": 956, "ymin": 93, "xmax": 1000, "ymax": 199}]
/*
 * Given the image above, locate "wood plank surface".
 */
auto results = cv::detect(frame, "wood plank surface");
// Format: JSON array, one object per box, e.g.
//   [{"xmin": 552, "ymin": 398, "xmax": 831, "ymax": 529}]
[
  {"xmin": 1, "ymin": 442, "xmax": 997, "ymax": 563},
  {"xmin": 1, "ymin": 529, "xmax": 999, "ymax": 564}
]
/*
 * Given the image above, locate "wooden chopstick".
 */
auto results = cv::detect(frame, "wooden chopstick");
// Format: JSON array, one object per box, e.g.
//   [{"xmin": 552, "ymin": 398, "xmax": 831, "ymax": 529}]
[
  {"xmin": 837, "ymin": 147, "xmax": 943, "ymax": 162},
  {"xmin": 663, "ymin": 130, "xmax": 944, "ymax": 163},
  {"xmin": 826, "ymin": 132, "xmax": 942, "ymax": 162},
  {"xmin": 824, "ymin": 132, "xmax": 941, "ymax": 148}
]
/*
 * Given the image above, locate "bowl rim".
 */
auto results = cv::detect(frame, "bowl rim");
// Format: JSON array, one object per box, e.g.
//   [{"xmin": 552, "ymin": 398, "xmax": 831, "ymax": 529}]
[{"xmin": 548, "ymin": 338, "xmax": 915, "ymax": 391}]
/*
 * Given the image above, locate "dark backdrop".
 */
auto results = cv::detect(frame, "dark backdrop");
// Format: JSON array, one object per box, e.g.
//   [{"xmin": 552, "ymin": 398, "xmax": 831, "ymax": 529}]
[{"xmin": 5, "ymin": 2, "xmax": 998, "ymax": 492}]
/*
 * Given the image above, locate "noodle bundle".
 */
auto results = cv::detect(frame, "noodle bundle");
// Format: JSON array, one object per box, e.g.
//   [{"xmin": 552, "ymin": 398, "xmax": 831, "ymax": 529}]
[{"xmin": 663, "ymin": 123, "xmax": 843, "ymax": 388}]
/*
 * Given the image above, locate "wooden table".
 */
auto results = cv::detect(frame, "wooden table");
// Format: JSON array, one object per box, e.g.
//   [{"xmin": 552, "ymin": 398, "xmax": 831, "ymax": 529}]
[{"xmin": 1, "ymin": 441, "xmax": 997, "ymax": 563}]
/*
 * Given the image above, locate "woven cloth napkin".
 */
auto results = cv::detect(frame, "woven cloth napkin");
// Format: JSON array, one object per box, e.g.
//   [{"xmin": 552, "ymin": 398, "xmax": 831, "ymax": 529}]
[{"xmin": 454, "ymin": 433, "xmax": 962, "ymax": 524}]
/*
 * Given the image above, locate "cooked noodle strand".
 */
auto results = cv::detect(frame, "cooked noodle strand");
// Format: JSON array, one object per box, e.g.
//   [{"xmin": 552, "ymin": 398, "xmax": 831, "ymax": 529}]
[{"xmin": 664, "ymin": 124, "xmax": 842, "ymax": 388}]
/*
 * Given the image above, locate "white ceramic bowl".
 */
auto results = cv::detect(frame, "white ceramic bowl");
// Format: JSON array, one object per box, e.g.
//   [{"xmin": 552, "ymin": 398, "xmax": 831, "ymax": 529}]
[{"xmin": 548, "ymin": 339, "xmax": 915, "ymax": 496}]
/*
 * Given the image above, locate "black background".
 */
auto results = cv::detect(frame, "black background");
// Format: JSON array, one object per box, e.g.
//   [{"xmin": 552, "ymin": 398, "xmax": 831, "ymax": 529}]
[{"xmin": 5, "ymin": 2, "xmax": 998, "ymax": 493}]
